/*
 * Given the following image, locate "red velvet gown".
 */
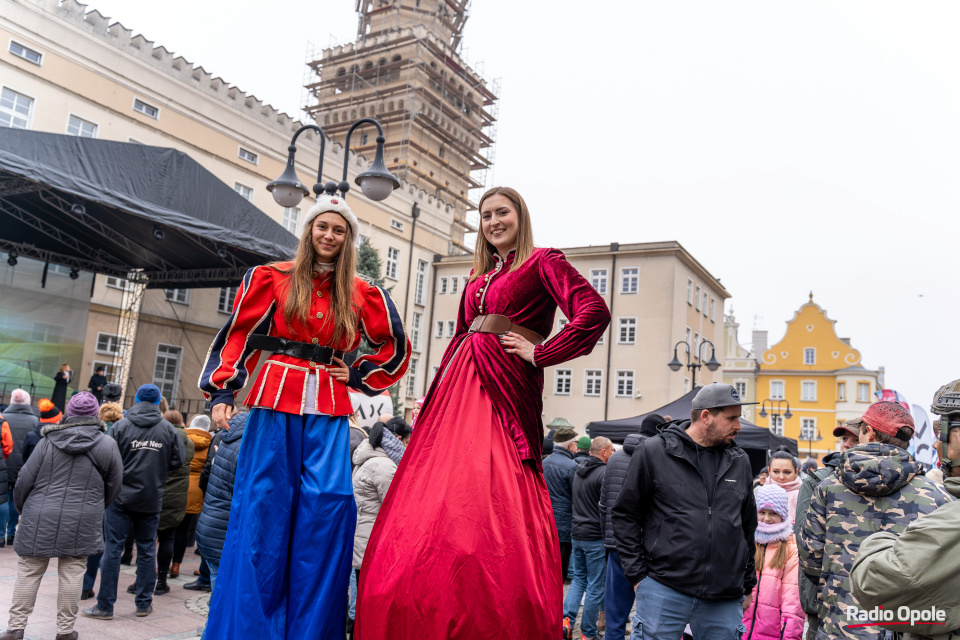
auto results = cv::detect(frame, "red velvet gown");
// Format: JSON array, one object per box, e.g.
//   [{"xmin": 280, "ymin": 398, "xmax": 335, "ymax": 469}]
[{"xmin": 355, "ymin": 248, "xmax": 610, "ymax": 639}]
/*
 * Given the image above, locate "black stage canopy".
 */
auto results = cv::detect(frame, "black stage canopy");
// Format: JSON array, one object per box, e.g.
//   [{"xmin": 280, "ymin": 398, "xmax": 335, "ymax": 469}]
[{"xmin": 0, "ymin": 129, "xmax": 297, "ymax": 289}]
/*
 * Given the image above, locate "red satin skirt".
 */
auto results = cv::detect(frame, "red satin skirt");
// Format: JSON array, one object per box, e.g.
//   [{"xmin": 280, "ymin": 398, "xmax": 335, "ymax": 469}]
[{"xmin": 355, "ymin": 341, "xmax": 561, "ymax": 639}]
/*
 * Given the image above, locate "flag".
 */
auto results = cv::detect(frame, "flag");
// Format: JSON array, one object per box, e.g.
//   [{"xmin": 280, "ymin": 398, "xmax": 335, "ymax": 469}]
[
  {"xmin": 910, "ymin": 404, "xmax": 939, "ymax": 469},
  {"xmin": 874, "ymin": 388, "xmax": 910, "ymax": 412}
]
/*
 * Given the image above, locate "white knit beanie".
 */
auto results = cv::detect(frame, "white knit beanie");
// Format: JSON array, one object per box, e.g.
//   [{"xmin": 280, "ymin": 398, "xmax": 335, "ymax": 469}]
[{"xmin": 304, "ymin": 194, "xmax": 359, "ymax": 239}]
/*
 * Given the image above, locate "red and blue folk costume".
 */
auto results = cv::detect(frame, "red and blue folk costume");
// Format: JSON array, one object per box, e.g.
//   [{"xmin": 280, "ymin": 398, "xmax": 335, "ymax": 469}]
[
  {"xmin": 356, "ymin": 247, "xmax": 610, "ymax": 640},
  {"xmin": 199, "ymin": 261, "xmax": 409, "ymax": 640}
]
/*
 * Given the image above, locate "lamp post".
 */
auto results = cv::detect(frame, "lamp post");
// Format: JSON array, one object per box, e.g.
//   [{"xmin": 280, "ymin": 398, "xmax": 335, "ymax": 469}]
[
  {"xmin": 266, "ymin": 118, "xmax": 400, "ymax": 208},
  {"xmin": 801, "ymin": 427, "xmax": 823, "ymax": 457},
  {"xmin": 759, "ymin": 399, "xmax": 793, "ymax": 435},
  {"xmin": 667, "ymin": 338, "xmax": 720, "ymax": 389}
]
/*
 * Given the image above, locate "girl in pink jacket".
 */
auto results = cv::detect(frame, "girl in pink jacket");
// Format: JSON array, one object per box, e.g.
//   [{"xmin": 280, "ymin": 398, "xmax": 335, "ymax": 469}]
[{"xmin": 742, "ymin": 484, "xmax": 805, "ymax": 640}]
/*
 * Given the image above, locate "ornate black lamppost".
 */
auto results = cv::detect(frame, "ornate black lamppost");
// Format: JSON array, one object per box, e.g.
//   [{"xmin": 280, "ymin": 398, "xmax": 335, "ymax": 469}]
[{"xmin": 667, "ymin": 338, "xmax": 720, "ymax": 389}]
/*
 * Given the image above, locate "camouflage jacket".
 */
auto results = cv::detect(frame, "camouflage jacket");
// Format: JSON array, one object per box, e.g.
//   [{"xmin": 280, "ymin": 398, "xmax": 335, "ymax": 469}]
[{"xmin": 797, "ymin": 444, "xmax": 954, "ymax": 640}]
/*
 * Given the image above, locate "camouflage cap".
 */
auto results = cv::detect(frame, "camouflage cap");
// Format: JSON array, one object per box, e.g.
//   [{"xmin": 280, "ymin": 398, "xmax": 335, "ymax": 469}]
[{"xmin": 862, "ymin": 401, "xmax": 915, "ymax": 438}]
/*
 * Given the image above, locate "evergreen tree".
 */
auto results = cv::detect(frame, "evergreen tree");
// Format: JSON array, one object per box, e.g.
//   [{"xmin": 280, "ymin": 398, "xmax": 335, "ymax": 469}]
[{"xmin": 352, "ymin": 238, "xmax": 386, "ymax": 360}]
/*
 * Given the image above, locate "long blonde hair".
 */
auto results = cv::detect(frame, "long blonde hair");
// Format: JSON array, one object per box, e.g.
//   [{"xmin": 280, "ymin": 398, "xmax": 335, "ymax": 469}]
[
  {"xmin": 755, "ymin": 540, "xmax": 789, "ymax": 571},
  {"xmin": 470, "ymin": 186, "xmax": 534, "ymax": 282},
  {"xmin": 280, "ymin": 214, "xmax": 359, "ymax": 348}
]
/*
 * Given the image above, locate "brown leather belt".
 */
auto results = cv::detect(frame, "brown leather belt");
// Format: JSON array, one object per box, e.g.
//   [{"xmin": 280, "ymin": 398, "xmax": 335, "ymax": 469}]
[{"xmin": 468, "ymin": 314, "xmax": 545, "ymax": 345}]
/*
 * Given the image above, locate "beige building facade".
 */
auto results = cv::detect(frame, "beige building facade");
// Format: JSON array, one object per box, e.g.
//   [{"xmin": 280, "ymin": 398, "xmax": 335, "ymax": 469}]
[
  {"xmin": 424, "ymin": 242, "xmax": 730, "ymax": 433},
  {"xmin": 721, "ymin": 313, "xmax": 760, "ymax": 423},
  {"xmin": 1, "ymin": 0, "xmax": 465, "ymax": 414}
]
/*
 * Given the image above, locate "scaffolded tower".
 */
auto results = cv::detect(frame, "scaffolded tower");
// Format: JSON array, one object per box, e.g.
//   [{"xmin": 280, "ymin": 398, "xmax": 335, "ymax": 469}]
[{"xmin": 305, "ymin": 0, "xmax": 499, "ymax": 253}]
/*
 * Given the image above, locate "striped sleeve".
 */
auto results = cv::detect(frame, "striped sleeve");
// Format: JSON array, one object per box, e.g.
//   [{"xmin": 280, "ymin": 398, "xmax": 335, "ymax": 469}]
[
  {"xmin": 347, "ymin": 284, "xmax": 411, "ymax": 397},
  {"xmin": 198, "ymin": 266, "xmax": 276, "ymax": 407}
]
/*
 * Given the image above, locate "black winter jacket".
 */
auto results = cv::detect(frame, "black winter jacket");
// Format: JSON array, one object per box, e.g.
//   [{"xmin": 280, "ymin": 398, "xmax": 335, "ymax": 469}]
[
  {"xmin": 600, "ymin": 433, "xmax": 646, "ymax": 549},
  {"xmin": 611, "ymin": 423, "xmax": 758, "ymax": 600},
  {"xmin": 571, "ymin": 455, "xmax": 607, "ymax": 541},
  {"xmin": 196, "ymin": 415, "xmax": 246, "ymax": 563},
  {"xmin": 109, "ymin": 402, "xmax": 185, "ymax": 513},
  {"xmin": 3, "ymin": 403, "xmax": 39, "ymax": 487},
  {"xmin": 543, "ymin": 447, "xmax": 578, "ymax": 543}
]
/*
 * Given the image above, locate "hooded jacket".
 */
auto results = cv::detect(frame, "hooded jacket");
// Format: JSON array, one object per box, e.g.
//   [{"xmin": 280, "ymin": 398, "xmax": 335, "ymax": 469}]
[
  {"xmin": 742, "ymin": 536, "xmax": 805, "ymax": 640},
  {"xmin": 797, "ymin": 444, "xmax": 953, "ymax": 640},
  {"xmin": 186, "ymin": 427, "xmax": 213, "ymax": 514},
  {"xmin": 3, "ymin": 403, "xmax": 39, "ymax": 487},
  {"xmin": 572, "ymin": 454, "xmax": 607, "ymax": 541},
  {"xmin": 13, "ymin": 416, "xmax": 123, "ymax": 557},
  {"xmin": 109, "ymin": 401, "xmax": 185, "ymax": 513},
  {"xmin": 794, "ymin": 450, "xmax": 841, "ymax": 618},
  {"xmin": 850, "ymin": 477, "xmax": 960, "ymax": 640},
  {"xmin": 611, "ymin": 423, "xmax": 758, "ymax": 600},
  {"xmin": 351, "ymin": 438, "xmax": 399, "ymax": 569},
  {"xmin": 543, "ymin": 446, "xmax": 578, "ymax": 543},
  {"xmin": 159, "ymin": 425, "xmax": 195, "ymax": 531},
  {"xmin": 600, "ymin": 433, "xmax": 645, "ymax": 549},
  {"xmin": 196, "ymin": 413, "xmax": 247, "ymax": 564}
]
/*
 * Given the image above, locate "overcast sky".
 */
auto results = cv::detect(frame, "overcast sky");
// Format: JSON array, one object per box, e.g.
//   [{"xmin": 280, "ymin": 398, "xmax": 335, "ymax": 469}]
[{"xmin": 88, "ymin": 0, "xmax": 960, "ymax": 415}]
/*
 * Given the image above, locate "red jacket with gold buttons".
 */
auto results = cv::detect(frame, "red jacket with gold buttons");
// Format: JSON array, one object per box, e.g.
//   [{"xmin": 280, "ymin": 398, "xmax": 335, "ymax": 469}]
[{"xmin": 199, "ymin": 262, "xmax": 410, "ymax": 416}]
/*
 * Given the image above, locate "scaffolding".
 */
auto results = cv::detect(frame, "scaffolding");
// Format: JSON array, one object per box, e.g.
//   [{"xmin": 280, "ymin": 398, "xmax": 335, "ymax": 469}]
[{"xmin": 304, "ymin": 0, "xmax": 498, "ymax": 253}]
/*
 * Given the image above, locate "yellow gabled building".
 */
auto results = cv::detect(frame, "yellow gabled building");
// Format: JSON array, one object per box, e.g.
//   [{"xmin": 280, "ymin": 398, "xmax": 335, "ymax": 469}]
[{"xmin": 756, "ymin": 294, "xmax": 882, "ymax": 459}]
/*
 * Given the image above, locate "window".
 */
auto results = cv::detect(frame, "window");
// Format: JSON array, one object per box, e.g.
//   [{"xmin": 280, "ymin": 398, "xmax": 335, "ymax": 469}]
[
  {"xmin": 31, "ymin": 322, "xmax": 64, "ymax": 343},
  {"xmin": 801, "ymin": 381, "xmax": 817, "ymax": 401},
  {"xmin": 858, "ymin": 382, "xmax": 870, "ymax": 402},
  {"xmin": 47, "ymin": 264, "xmax": 71, "ymax": 276},
  {"xmin": 695, "ymin": 285, "xmax": 702, "ymax": 311},
  {"xmin": 770, "ymin": 414, "xmax": 784, "ymax": 436},
  {"xmin": 461, "ymin": 276, "xmax": 468, "ymax": 290},
  {"xmin": 735, "ymin": 381, "xmax": 747, "ymax": 400},
  {"xmin": 390, "ymin": 219, "xmax": 404, "ymax": 232},
  {"xmin": 66, "ymin": 114, "xmax": 97, "ymax": 138},
  {"xmin": 133, "ymin": 98, "xmax": 159, "ymax": 119},
  {"xmin": 683, "ymin": 377, "xmax": 691, "ymax": 394},
  {"xmin": 91, "ymin": 360, "xmax": 120, "ymax": 384},
  {"xmin": 620, "ymin": 267, "xmax": 639, "ymax": 294},
  {"xmin": 238, "ymin": 147, "xmax": 258, "ymax": 164},
  {"xmin": 439, "ymin": 277, "xmax": 448, "ymax": 294},
  {"xmin": 105, "ymin": 276, "xmax": 131, "ymax": 290},
  {"xmin": 281, "ymin": 207, "xmax": 300, "ymax": 234},
  {"xmin": 218, "ymin": 286, "xmax": 238, "ymax": 314},
  {"xmin": 385, "ymin": 247, "xmax": 400, "ymax": 280},
  {"xmin": 234, "ymin": 182, "xmax": 253, "ymax": 201},
  {"xmin": 430, "ymin": 365, "xmax": 439, "ymax": 386},
  {"xmin": 411, "ymin": 312, "xmax": 422, "ymax": 352},
  {"xmin": 709, "ymin": 297, "xmax": 716, "ymax": 322},
  {"xmin": 406, "ymin": 358, "xmax": 419, "ymax": 397},
  {"xmin": 616, "ymin": 370, "xmax": 635, "ymax": 397},
  {"xmin": 597, "ymin": 331, "xmax": 604, "ymax": 345},
  {"xmin": 770, "ymin": 380, "xmax": 785, "ymax": 400},
  {"xmin": 554, "ymin": 370, "xmax": 572, "ymax": 395},
  {"xmin": 801, "ymin": 418, "xmax": 817, "ymax": 441},
  {"xmin": 414, "ymin": 259, "xmax": 428, "ymax": 306},
  {"xmin": 153, "ymin": 344, "xmax": 182, "ymax": 401},
  {"xmin": 96, "ymin": 332, "xmax": 121, "ymax": 355},
  {"xmin": 9, "ymin": 41, "xmax": 42, "ymax": 65},
  {"xmin": 585, "ymin": 370, "xmax": 603, "ymax": 396},
  {"xmin": 446, "ymin": 320, "xmax": 455, "ymax": 338},
  {"xmin": 685, "ymin": 327, "xmax": 692, "ymax": 347},
  {"xmin": 0, "ymin": 87, "xmax": 33, "ymax": 129},
  {"xmin": 164, "ymin": 288, "xmax": 190, "ymax": 304},
  {"xmin": 838, "ymin": 382, "xmax": 846, "ymax": 402},
  {"xmin": 618, "ymin": 317, "xmax": 637, "ymax": 344},
  {"xmin": 702, "ymin": 293, "xmax": 708, "ymax": 316},
  {"xmin": 687, "ymin": 279, "xmax": 694, "ymax": 305},
  {"xmin": 435, "ymin": 321, "xmax": 444, "ymax": 338},
  {"xmin": 694, "ymin": 332, "xmax": 701, "ymax": 355},
  {"xmin": 803, "ymin": 348, "xmax": 816, "ymax": 365},
  {"xmin": 450, "ymin": 276, "xmax": 460, "ymax": 294},
  {"xmin": 591, "ymin": 269, "xmax": 608, "ymax": 294},
  {"xmin": 558, "ymin": 317, "xmax": 568, "ymax": 332}
]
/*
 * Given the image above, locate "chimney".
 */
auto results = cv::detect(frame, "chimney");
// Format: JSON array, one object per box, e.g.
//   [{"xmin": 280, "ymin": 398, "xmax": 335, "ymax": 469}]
[{"xmin": 752, "ymin": 330, "xmax": 768, "ymax": 357}]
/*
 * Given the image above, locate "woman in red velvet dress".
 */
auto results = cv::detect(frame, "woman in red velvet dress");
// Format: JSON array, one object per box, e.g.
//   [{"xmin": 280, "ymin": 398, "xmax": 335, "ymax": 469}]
[{"xmin": 355, "ymin": 187, "xmax": 610, "ymax": 639}]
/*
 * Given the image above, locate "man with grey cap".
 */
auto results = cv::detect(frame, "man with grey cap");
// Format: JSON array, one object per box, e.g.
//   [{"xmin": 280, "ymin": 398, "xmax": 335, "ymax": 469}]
[{"xmin": 612, "ymin": 383, "xmax": 758, "ymax": 639}]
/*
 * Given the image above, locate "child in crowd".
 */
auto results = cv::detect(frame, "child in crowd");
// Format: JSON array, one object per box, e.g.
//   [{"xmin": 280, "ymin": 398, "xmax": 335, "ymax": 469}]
[
  {"xmin": 766, "ymin": 449, "xmax": 802, "ymax": 524},
  {"xmin": 742, "ymin": 484, "xmax": 805, "ymax": 640}
]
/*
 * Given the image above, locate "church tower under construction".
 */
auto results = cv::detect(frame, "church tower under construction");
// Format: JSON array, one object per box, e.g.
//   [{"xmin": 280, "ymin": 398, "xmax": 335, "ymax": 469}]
[{"xmin": 305, "ymin": 0, "xmax": 499, "ymax": 253}]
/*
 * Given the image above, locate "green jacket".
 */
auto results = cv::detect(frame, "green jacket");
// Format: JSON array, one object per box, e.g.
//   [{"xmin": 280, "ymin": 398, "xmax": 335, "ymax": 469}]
[
  {"xmin": 797, "ymin": 444, "xmax": 953, "ymax": 640},
  {"xmin": 158, "ymin": 426, "xmax": 194, "ymax": 531},
  {"xmin": 850, "ymin": 477, "xmax": 960, "ymax": 640},
  {"xmin": 795, "ymin": 451, "xmax": 842, "ymax": 618}
]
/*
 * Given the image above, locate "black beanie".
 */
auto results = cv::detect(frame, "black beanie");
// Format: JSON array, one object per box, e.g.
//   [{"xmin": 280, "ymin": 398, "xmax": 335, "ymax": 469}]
[{"xmin": 639, "ymin": 414, "xmax": 666, "ymax": 438}]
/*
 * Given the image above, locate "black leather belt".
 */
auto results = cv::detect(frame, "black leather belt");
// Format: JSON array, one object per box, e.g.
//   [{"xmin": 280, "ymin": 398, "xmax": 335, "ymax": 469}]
[{"xmin": 248, "ymin": 335, "xmax": 345, "ymax": 365}]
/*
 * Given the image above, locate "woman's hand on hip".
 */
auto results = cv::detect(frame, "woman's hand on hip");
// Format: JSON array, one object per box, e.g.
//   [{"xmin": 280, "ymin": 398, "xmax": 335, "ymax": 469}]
[
  {"xmin": 330, "ymin": 357, "xmax": 350, "ymax": 383},
  {"xmin": 500, "ymin": 331, "xmax": 535, "ymax": 364},
  {"xmin": 212, "ymin": 403, "xmax": 233, "ymax": 430}
]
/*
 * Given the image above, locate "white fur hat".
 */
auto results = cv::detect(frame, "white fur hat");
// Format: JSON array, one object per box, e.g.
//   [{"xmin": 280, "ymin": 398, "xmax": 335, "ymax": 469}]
[{"xmin": 304, "ymin": 194, "xmax": 359, "ymax": 239}]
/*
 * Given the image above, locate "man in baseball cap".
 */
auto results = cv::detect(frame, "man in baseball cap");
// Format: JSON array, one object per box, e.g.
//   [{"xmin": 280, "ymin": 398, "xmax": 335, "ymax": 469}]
[
  {"xmin": 689, "ymin": 383, "xmax": 758, "ymax": 446},
  {"xmin": 857, "ymin": 401, "xmax": 915, "ymax": 450}
]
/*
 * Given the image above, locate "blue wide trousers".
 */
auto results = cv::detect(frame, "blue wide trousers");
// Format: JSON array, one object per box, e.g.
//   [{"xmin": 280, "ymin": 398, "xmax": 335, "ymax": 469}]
[{"xmin": 204, "ymin": 409, "xmax": 356, "ymax": 640}]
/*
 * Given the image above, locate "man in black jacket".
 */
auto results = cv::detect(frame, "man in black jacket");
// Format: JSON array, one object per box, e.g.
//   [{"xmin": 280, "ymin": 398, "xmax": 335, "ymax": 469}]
[
  {"xmin": 1, "ymin": 389, "xmax": 39, "ymax": 546},
  {"xmin": 612, "ymin": 383, "xmax": 758, "ymax": 639},
  {"xmin": 562, "ymin": 436, "xmax": 614, "ymax": 640},
  {"xmin": 83, "ymin": 384, "xmax": 185, "ymax": 620}
]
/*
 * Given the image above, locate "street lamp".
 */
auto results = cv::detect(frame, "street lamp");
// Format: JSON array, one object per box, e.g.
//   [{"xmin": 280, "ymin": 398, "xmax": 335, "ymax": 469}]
[
  {"xmin": 800, "ymin": 427, "xmax": 823, "ymax": 457},
  {"xmin": 267, "ymin": 118, "xmax": 400, "ymax": 208},
  {"xmin": 667, "ymin": 338, "xmax": 720, "ymax": 389},
  {"xmin": 759, "ymin": 399, "xmax": 793, "ymax": 434}
]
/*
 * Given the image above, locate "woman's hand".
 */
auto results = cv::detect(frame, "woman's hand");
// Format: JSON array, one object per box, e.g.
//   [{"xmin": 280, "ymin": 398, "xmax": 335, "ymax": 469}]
[
  {"xmin": 212, "ymin": 403, "xmax": 233, "ymax": 431},
  {"xmin": 330, "ymin": 357, "xmax": 350, "ymax": 383},
  {"xmin": 500, "ymin": 331, "xmax": 536, "ymax": 365}
]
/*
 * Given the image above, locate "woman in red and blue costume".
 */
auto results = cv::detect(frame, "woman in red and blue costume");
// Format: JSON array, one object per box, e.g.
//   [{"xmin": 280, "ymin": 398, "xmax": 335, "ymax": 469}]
[
  {"xmin": 355, "ymin": 187, "xmax": 611, "ymax": 639},
  {"xmin": 198, "ymin": 194, "xmax": 410, "ymax": 640}
]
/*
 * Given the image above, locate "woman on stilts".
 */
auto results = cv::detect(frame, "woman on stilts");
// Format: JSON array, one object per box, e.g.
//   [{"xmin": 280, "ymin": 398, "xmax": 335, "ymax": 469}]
[
  {"xmin": 355, "ymin": 187, "xmax": 610, "ymax": 639},
  {"xmin": 198, "ymin": 194, "xmax": 410, "ymax": 640}
]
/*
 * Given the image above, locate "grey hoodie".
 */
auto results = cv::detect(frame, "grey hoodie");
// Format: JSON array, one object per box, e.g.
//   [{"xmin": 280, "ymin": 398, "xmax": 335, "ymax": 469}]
[{"xmin": 13, "ymin": 416, "xmax": 123, "ymax": 558}]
